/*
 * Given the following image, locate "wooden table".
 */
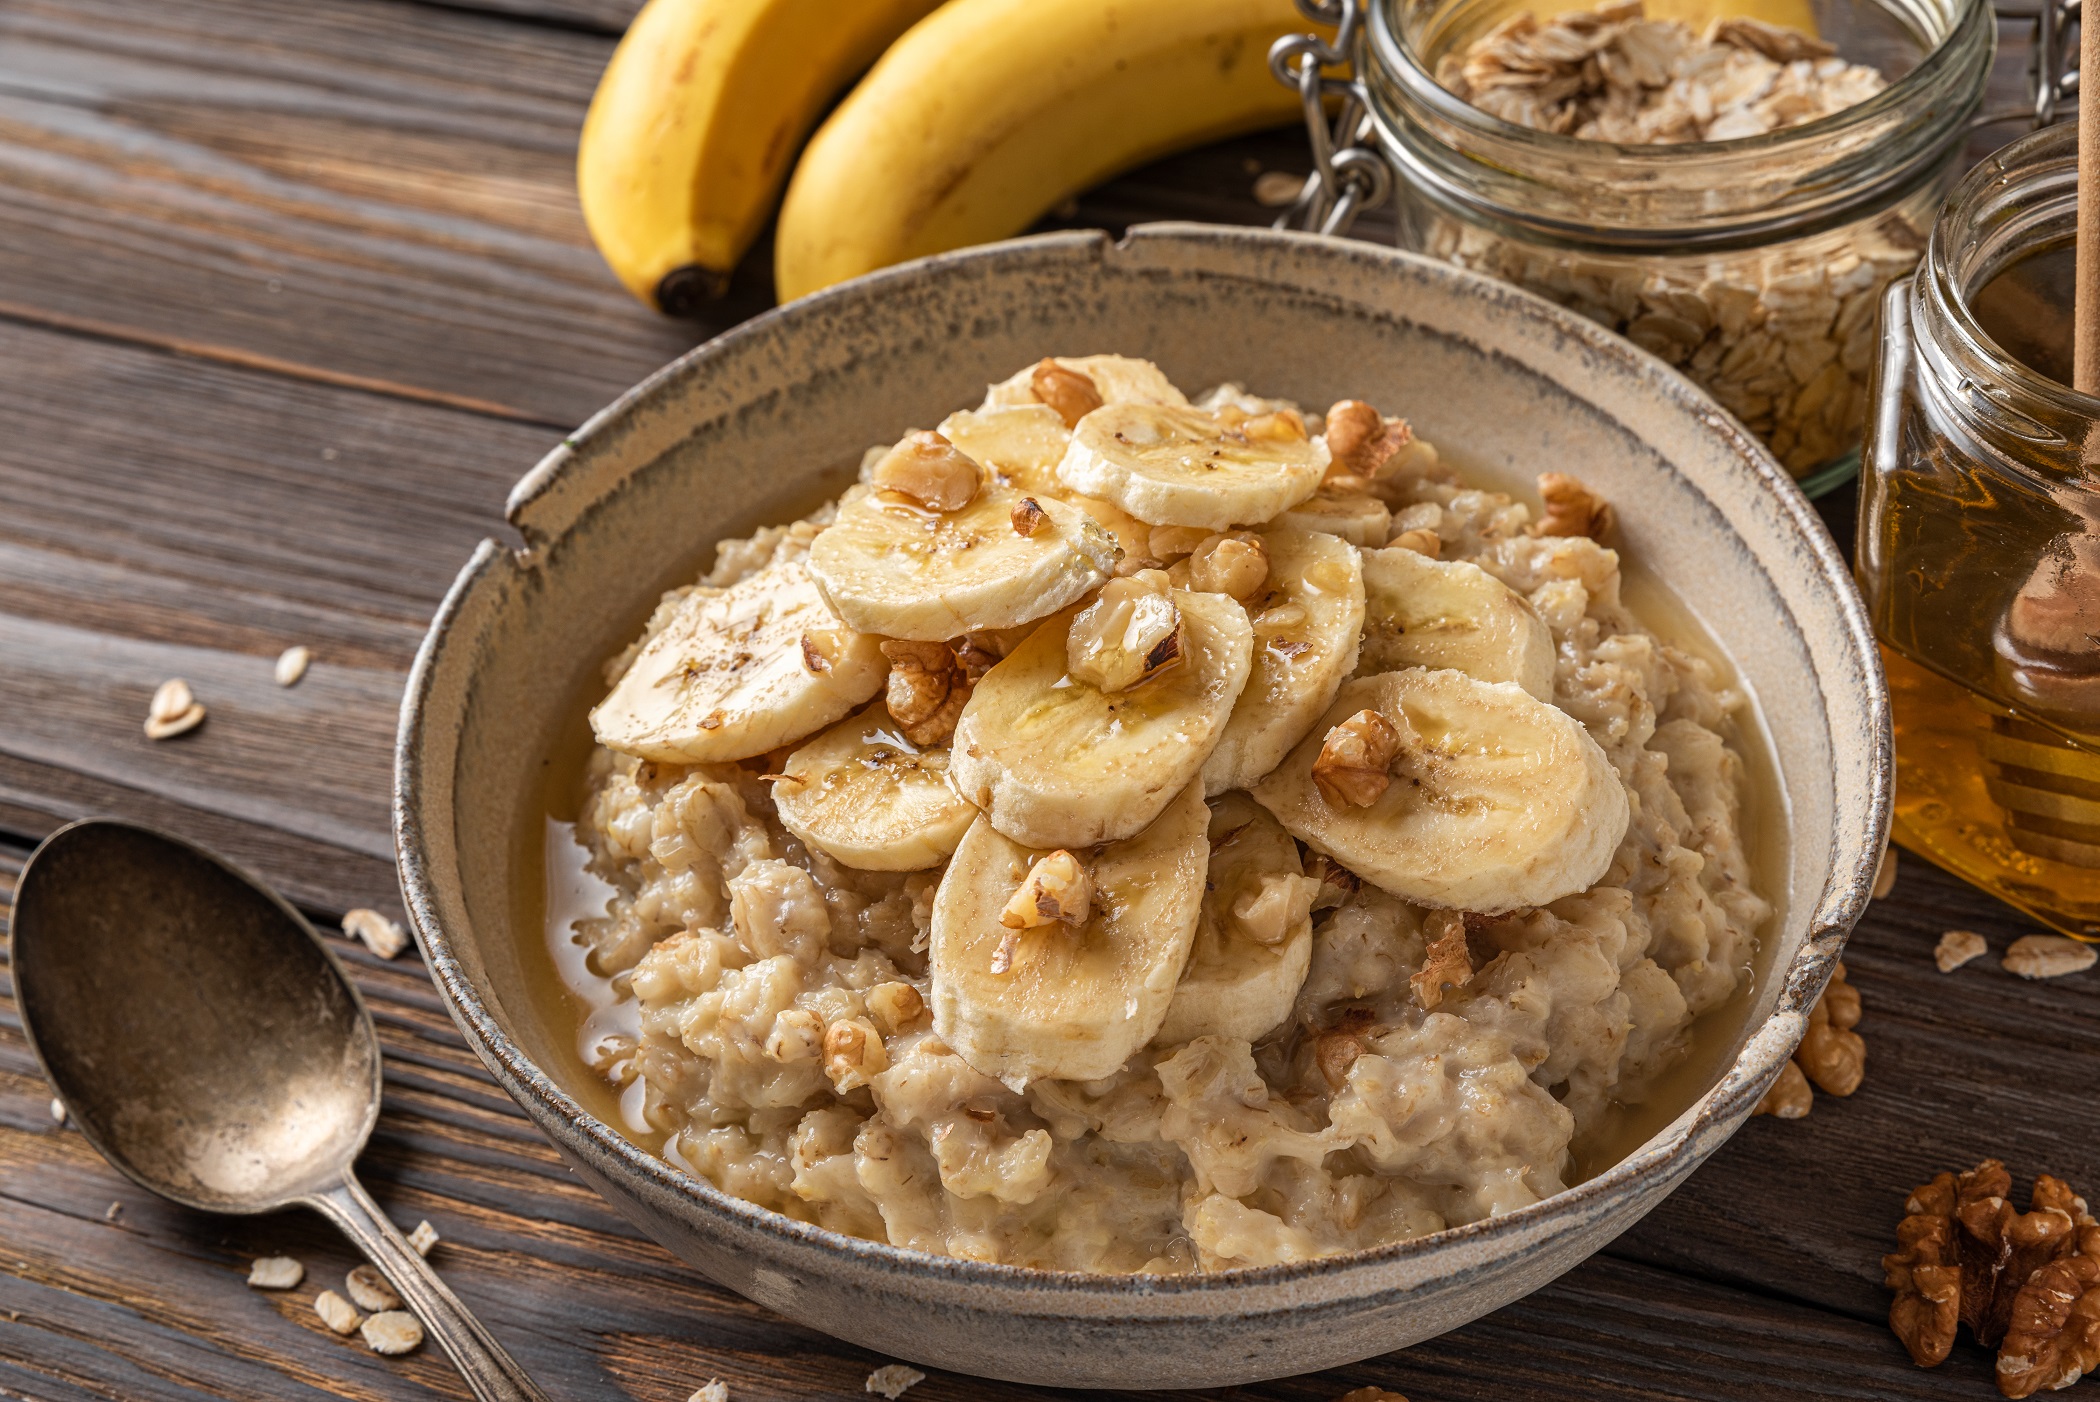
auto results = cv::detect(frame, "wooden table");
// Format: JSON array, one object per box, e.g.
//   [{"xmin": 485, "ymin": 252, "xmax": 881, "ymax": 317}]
[{"xmin": 0, "ymin": 2, "xmax": 2081, "ymax": 1397}]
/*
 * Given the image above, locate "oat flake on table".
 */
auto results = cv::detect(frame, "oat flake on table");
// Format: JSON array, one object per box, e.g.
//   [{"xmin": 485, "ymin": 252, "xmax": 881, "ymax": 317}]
[
  {"xmin": 247, "ymin": 1255, "xmax": 304, "ymax": 1290},
  {"xmin": 274, "ymin": 645, "xmax": 312, "ymax": 687},
  {"xmin": 361, "ymin": 1309, "xmax": 424, "ymax": 1356},
  {"xmin": 345, "ymin": 1263, "xmax": 401, "ymax": 1312},
  {"xmin": 144, "ymin": 677, "xmax": 207, "ymax": 740},
  {"xmin": 1934, "ymin": 929, "xmax": 1987, "ymax": 973},
  {"xmin": 865, "ymin": 1364, "xmax": 925, "ymax": 1398},
  {"xmin": 342, "ymin": 908, "xmax": 409, "ymax": 959},
  {"xmin": 406, "ymin": 1219, "xmax": 440, "ymax": 1256},
  {"xmin": 2002, "ymin": 934, "xmax": 2097, "ymax": 980},
  {"xmin": 687, "ymin": 1383, "xmax": 728, "ymax": 1402},
  {"xmin": 313, "ymin": 1289, "xmax": 362, "ymax": 1336}
]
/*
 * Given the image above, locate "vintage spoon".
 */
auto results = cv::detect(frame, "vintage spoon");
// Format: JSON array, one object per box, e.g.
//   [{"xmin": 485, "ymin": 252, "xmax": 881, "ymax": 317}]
[{"xmin": 10, "ymin": 818, "xmax": 548, "ymax": 1402}]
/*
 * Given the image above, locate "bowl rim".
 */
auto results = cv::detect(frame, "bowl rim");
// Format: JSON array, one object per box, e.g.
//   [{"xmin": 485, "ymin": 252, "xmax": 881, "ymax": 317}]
[{"xmin": 396, "ymin": 223, "xmax": 1890, "ymax": 1298}]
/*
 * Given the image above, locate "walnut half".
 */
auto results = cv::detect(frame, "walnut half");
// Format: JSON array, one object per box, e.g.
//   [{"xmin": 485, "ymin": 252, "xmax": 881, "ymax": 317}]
[
  {"xmin": 1533, "ymin": 471, "xmax": 1615, "ymax": 541},
  {"xmin": 881, "ymin": 640, "xmax": 970, "ymax": 746},
  {"xmin": 1409, "ymin": 909, "xmax": 1473, "ymax": 1011},
  {"xmin": 871, "ymin": 431, "xmax": 981, "ymax": 513},
  {"xmin": 1312, "ymin": 709, "xmax": 1400, "ymax": 808}
]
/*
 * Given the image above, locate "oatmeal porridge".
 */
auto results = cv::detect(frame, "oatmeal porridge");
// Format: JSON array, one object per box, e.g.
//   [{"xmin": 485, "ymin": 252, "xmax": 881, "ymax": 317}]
[{"xmin": 534, "ymin": 354, "xmax": 1775, "ymax": 1272}]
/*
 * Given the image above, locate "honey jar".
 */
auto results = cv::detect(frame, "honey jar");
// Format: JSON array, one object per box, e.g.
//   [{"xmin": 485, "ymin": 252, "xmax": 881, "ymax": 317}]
[{"xmin": 1857, "ymin": 120, "xmax": 2100, "ymax": 937}]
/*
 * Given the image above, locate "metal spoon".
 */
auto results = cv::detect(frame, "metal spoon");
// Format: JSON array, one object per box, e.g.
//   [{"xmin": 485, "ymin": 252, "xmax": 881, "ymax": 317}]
[{"xmin": 10, "ymin": 818, "xmax": 548, "ymax": 1402}]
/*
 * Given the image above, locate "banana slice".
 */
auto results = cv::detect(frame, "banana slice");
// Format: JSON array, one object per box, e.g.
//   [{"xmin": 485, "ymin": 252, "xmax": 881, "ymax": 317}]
[
  {"xmin": 773, "ymin": 705, "xmax": 977, "ymax": 871},
  {"xmin": 1153, "ymin": 795, "xmax": 1317, "ymax": 1047},
  {"xmin": 1358, "ymin": 545, "xmax": 1556, "ymax": 702},
  {"xmin": 1275, "ymin": 490, "xmax": 1392, "ymax": 548},
  {"xmin": 1252, "ymin": 670, "xmax": 1628, "ymax": 913},
  {"xmin": 592, "ymin": 557, "xmax": 886, "ymax": 764},
  {"xmin": 1057, "ymin": 403, "xmax": 1330, "ymax": 530},
  {"xmin": 931, "ymin": 781, "xmax": 1208, "ymax": 1085},
  {"xmin": 1200, "ymin": 529, "xmax": 1365, "ymax": 796},
  {"xmin": 950, "ymin": 587, "xmax": 1254, "ymax": 848},
  {"xmin": 980, "ymin": 354, "xmax": 1190, "ymax": 413},
  {"xmin": 808, "ymin": 482, "xmax": 1119, "ymax": 641},
  {"xmin": 939, "ymin": 405, "xmax": 1153, "ymax": 564}
]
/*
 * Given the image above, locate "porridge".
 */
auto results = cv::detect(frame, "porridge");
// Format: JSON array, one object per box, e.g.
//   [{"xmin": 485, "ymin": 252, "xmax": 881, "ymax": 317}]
[{"xmin": 540, "ymin": 354, "xmax": 1774, "ymax": 1272}]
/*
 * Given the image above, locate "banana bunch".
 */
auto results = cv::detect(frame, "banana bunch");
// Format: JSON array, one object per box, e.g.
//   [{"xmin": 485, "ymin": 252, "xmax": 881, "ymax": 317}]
[
  {"xmin": 590, "ymin": 355, "xmax": 1638, "ymax": 1088},
  {"xmin": 575, "ymin": 0, "xmax": 1313, "ymax": 311}
]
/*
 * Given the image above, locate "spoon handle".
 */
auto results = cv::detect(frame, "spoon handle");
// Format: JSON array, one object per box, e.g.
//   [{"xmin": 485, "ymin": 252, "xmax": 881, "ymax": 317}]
[{"xmin": 309, "ymin": 1173, "xmax": 552, "ymax": 1402}]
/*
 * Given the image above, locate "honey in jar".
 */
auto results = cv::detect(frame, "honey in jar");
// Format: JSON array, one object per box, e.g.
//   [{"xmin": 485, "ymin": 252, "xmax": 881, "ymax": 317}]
[{"xmin": 1860, "ymin": 124, "xmax": 2100, "ymax": 936}]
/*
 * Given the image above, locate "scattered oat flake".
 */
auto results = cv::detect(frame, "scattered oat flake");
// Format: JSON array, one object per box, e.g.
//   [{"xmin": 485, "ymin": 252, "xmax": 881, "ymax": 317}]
[
  {"xmin": 2002, "ymin": 934, "xmax": 2097, "ymax": 980},
  {"xmin": 1252, "ymin": 170, "xmax": 1307, "ymax": 207},
  {"xmin": 144, "ymin": 678, "xmax": 206, "ymax": 740},
  {"xmin": 275, "ymin": 645, "xmax": 313, "ymax": 687},
  {"xmin": 406, "ymin": 1220, "xmax": 439, "ymax": 1256},
  {"xmin": 865, "ymin": 1364, "xmax": 925, "ymax": 1398},
  {"xmin": 1934, "ymin": 929, "xmax": 1987, "ymax": 973},
  {"xmin": 687, "ymin": 1383, "xmax": 729, "ymax": 1402},
  {"xmin": 314, "ymin": 1289, "xmax": 362, "ymax": 1336},
  {"xmin": 343, "ymin": 908, "xmax": 409, "ymax": 959},
  {"xmin": 104, "ymin": 1202, "xmax": 121, "ymax": 1221},
  {"xmin": 1339, "ymin": 1389, "xmax": 1412, "ymax": 1402},
  {"xmin": 247, "ymin": 1256, "xmax": 304, "ymax": 1290},
  {"xmin": 345, "ymin": 1264, "xmax": 401, "ymax": 1312},
  {"xmin": 48, "ymin": 1098, "xmax": 64, "ymax": 1124},
  {"xmin": 361, "ymin": 1309, "xmax": 424, "ymax": 1356}
]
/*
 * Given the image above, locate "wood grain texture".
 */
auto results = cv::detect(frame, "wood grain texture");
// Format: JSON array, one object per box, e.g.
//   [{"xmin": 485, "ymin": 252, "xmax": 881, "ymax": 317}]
[{"xmin": 0, "ymin": 840, "xmax": 2050, "ymax": 1401}]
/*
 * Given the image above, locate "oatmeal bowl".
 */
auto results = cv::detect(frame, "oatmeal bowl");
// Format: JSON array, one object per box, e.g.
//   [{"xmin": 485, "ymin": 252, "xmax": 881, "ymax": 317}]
[{"xmin": 396, "ymin": 224, "xmax": 1887, "ymax": 1387}]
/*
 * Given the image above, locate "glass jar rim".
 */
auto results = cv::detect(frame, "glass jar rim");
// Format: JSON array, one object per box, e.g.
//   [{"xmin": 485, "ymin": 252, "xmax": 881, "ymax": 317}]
[
  {"xmin": 1926, "ymin": 121, "xmax": 2100, "ymax": 424},
  {"xmin": 1367, "ymin": 0, "xmax": 1989, "ymax": 162},
  {"xmin": 1364, "ymin": 0, "xmax": 1995, "ymax": 247}
]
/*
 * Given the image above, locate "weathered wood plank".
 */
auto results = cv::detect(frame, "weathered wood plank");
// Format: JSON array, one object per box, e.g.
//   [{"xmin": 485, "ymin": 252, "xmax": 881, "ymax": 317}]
[{"xmin": 0, "ymin": 318, "xmax": 558, "ymax": 907}]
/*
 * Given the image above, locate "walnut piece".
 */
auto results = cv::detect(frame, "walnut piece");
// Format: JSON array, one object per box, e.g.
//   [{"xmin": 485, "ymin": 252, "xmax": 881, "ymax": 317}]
[
  {"xmin": 1312, "ymin": 709, "xmax": 1400, "ymax": 808},
  {"xmin": 1796, "ymin": 959, "xmax": 1864, "ymax": 1096},
  {"xmin": 1322, "ymin": 399, "xmax": 1413, "ymax": 480},
  {"xmin": 1410, "ymin": 910, "xmax": 1473, "ymax": 1011},
  {"xmin": 1315, "ymin": 1007, "xmax": 1377, "ymax": 1088},
  {"xmin": 1886, "ymin": 1170, "xmax": 1962, "ymax": 1366},
  {"xmin": 1000, "ymin": 850, "xmax": 1092, "ymax": 935},
  {"xmin": 822, "ymin": 1017, "xmax": 889, "ymax": 1092},
  {"xmin": 871, "ymin": 431, "xmax": 980, "ymax": 512},
  {"xmin": 1936, "ymin": 929, "xmax": 1988, "ymax": 973},
  {"xmin": 880, "ymin": 640, "xmax": 970, "ymax": 746},
  {"xmin": 1534, "ymin": 472, "xmax": 1615, "ymax": 541},
  {"xmin": 1753, "ymin": 1058, "xmax": 1811, "ymax": 1118},
  {"xmin": 1998, "ymin": 1252, "xmax": 2100, "ymax": 1397},
  {"xmin": 1231, "ymin": 871, "xmax": 1318, "ymax": 948},
  {"xmin": 1010, "ymin": 496, "xmax": 1048, "ymax": 537},
  {"xmin": 1188, "ymin": 532, "xmax": 1269, "ymax": 601},
  {"xmin": 1031, "ymin": 359, "xmax": 1103, "ymax": 427},
  {"xmin": 2003, "ymin": 934, "xmax": 2097, "ymax": 981},
  {"xmin": 1068, "ymin": 572, "xmax": 1182, "ymax": 692}
]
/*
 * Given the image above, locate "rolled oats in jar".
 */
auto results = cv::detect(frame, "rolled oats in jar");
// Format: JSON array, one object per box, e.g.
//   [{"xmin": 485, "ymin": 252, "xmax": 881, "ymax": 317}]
[{"xmin": 1361, "ymin": 0, "xmax": 1995, "ymax": 484}]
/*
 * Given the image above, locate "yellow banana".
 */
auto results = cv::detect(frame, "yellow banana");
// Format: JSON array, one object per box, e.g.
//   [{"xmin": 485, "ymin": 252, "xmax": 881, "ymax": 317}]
[
  {"xmin": 577, "ymin": 0, "xmax": 943, "ymax": 314},
  {"xmin": 775, "ymin": 0, "xmax": 1315, "ymax": 302}
]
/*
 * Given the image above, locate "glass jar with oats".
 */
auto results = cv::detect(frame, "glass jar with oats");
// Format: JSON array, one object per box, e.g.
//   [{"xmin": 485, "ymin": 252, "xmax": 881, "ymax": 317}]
[{"xmin": 1359, "ymin": 0, "xmax": 1994, "ymax": 488}]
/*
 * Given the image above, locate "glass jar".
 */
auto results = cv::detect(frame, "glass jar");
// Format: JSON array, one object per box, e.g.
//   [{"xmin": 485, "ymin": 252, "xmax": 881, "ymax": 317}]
[
  {"xmin": 1857, "ymin": 120, "xmax": 2100, "ymax": 937},
  {"xmin": 1359, "ymin": 0, "xmax": 1994, "ymax": 490}
]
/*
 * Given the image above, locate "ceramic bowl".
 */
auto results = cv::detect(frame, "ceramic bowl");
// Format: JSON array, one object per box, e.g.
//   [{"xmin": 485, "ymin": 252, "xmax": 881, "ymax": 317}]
[{"xmin": 395, "ymin": 225, "xmax": 1889, "ymax": 1389}]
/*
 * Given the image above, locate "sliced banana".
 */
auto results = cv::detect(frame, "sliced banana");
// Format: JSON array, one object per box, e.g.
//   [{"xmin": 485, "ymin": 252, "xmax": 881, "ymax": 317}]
[
  {"xmin": 949, "ymin": 588, "xmax": 1254, "ymax": 848},
  {"xmin": 1252, "ymin": 670, "xmax": 1628, "ymax": 913},
  {"xmin": 1274, "ymin": 490, "xmax": 1392, "ymax": 548},
  {"xmin": 980, "ymin": 354, "xmax": 1190, "ymax": 413},
  {"xmin": 1358, "ymin": 544, "xmax": 1556, "ymax": 702},
  {"xmin": 773, "ymin": 705, "xmax": 977, "ymax": 871},
  {"xmin": 939, "ymin": 405, "xmax": 1152, "ymax": 565},
  {"xmin": 1200, "ymin": 529, "xmax": 1364, "ymax": 796},
  {"xmin": 592, "ymin": 557, "xmax": 885, "ymax": 764},
  {"xmin": 932, "ymin": 782, "xmax": 1208, "ymax": 1085},
  {"xmin": 1153, "ymin": 795, "xmax": 1317, "ymax": 1047},
  {"xmin": 1057, "ymin": 403, "xmax": 1329, "ymax": 530},
  {"xmin": 808, "ymin": 482, "xmax": 1119, "ymax": 641}
]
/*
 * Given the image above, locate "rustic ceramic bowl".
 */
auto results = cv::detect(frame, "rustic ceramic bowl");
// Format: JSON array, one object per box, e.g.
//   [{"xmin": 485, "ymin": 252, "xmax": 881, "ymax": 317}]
[{"xmin": 396, "ymin": 225, "xmax": 1889, "ymax": 1389}]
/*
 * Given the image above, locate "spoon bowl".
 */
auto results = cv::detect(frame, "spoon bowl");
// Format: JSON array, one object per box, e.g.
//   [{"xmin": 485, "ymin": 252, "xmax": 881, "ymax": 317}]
[
  {"xmin": 12, "ymin": 819, "xmax": 378, "ymax": 1214},
  {"xmin": 11, "ymin": 818, "xmax": 548, "ymax": 1402}
]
